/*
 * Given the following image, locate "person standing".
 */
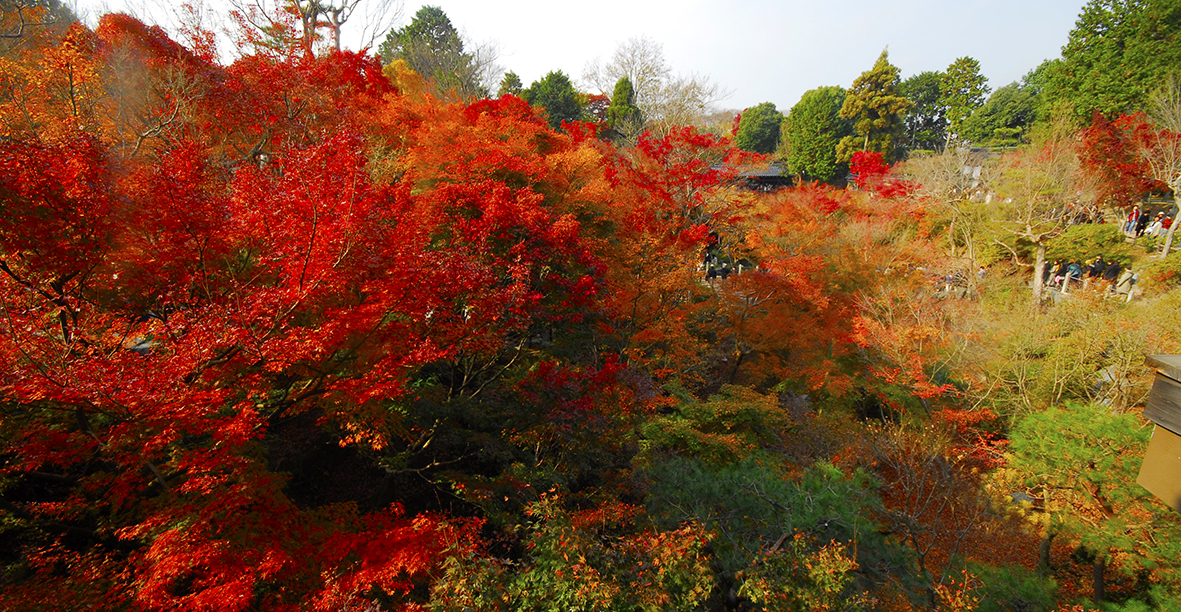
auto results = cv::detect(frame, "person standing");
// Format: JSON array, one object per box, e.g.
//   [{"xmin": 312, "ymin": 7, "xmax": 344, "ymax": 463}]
[
  {"xmin": 1136, "ymin": 210, "xmax": 1152, "ymax": 236},
  {"xmin": 1125, "ymin": 205, "xmax": 1141, "ymax": 235}
]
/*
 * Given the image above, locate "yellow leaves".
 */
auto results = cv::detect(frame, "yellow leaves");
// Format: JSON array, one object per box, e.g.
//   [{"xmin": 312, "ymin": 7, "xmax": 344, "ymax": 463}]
[
  {"xmin": 383, "ymin": 59, "xmax": 424, "ymax": 99},
  {"xmin": 738, "ymin": 536, "xmax": 866, "ymax": 612},
  {"xmin": 0, "ymin": 22, "xmax": 108, "ymax": 143}
]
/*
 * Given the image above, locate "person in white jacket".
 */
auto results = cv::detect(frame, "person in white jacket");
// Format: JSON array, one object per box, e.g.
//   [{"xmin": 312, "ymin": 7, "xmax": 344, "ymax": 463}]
[{"xmin": 1146, "ymin": 212, "xmax": 1165, "ymax": 237}]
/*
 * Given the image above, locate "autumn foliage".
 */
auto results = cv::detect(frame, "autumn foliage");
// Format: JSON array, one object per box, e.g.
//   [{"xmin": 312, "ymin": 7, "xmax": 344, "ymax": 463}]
[{"xmin": 3, "ymin": 13, "xmax": 1180, "ymax": 612}]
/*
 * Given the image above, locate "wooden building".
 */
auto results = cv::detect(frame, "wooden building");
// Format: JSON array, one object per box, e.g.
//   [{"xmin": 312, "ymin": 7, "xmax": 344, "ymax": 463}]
[
  {"xmin": 737, "ymin": 163, "xmax": 792, "ymax": 192},
  {"xmin": 1139, "ymin": 354, "xmax": 1181, "ymax": 512}
]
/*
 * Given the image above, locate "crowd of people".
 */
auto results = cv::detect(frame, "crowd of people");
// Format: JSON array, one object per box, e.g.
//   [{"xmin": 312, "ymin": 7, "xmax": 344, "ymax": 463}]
[
  {"xmin": 701, "ymin": 250, "xmax": 753, "ymax": 283},
  {"xmin": 1042, "ymin": 254, "xmax": 1136, "ymax": 298},
  {"xmin": 1124, "ymin": 205, "xmax": 1174, "ymax": 238}
]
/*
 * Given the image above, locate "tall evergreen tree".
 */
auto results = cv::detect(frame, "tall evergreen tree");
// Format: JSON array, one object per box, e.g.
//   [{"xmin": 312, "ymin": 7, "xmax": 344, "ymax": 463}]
[
  {"xmin": 606, "ymin": 76, "xmax": 643, "ymax": 136},
  {"xmin": 1046, "ymin": 0, "xmax": 1181, "ymax": 121},
  {"xmin": 378, "ymin": 6, "xmax": 485, "ymax": 100},
  {"xmin": 900, "ymin": 71, "xmax": 946, "ymax": 154},
  {"xmin": 837, "ymin": 50, "xmax": 912, "ymax": 163},
  {"xmin": 959, "ymin": 83, "xmax": 1037, "ymax": 146},
  {"xmin": 940, "ymin": 57, "xmax": 990, "ymax": 147},
  {"xmin": 498, "ymin": 71, "xmax": 522, "ymax": 98}
]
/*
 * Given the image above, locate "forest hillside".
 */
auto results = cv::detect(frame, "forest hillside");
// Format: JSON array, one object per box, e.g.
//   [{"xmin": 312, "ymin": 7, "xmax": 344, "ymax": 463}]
[{"xmin": 2, "ymin": 2, "xmax": 1181, "ymax": 611}]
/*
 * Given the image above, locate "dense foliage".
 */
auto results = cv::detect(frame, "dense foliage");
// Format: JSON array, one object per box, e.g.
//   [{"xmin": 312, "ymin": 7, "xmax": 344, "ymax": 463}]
[
  {"xmin": 1044, "ymin": 0, "xmax": 1181, "ymax": 121},
  {"xmin": 900, "ymin": 71, "xmax": 946, "ymax": 154},
  {"xmin": 837, "ymin": 50, "xmax": 912, "ymax": 163},
  {"xmin": 940, "ymin": 57, "xmax": 990, "ymax": 148},
  {"xmin": 378, "ymin": 5, "xmax": 485, "ymax": 100},
  {"xmin": 781, "ymin": 86, "xmax": 851, "ymax": 183},
  {"xmin": 734, "ymin": 102, "xmax": 783, "ymax": 154},
  {"xmin": 2, "ymin": 4, "xmax": 1181, "ymax": 612}
]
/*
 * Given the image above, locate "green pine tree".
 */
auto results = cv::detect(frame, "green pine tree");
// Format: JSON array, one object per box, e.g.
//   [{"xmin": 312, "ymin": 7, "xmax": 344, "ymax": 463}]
[
  {"xmin": 836, "ymin": 49, "xmax": 912, "ymax": 163},
  {"xmin": 498, "ymin": 72, "xmax": 522, "ymax": 98},
  {"xmin": 522, "ymin": 71, "xmax": 583, "ymax": 131},
  {"xmin": 940, "ymin": 57, "xmax": 990, "ymax": 147},
  {"xmin": 606, "ymin": 76, "xmax": 643, "ymax": 139}
]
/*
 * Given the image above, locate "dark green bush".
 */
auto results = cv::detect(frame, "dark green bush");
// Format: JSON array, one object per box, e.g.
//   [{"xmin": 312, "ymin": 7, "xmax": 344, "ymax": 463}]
[
  {"xmin": 1045, "ymin": 224, "xmax": 1130, "ymax": 264},
  {"xmin": 968, "ymin": 563, "xmax": 1056, "ymax": 612}
]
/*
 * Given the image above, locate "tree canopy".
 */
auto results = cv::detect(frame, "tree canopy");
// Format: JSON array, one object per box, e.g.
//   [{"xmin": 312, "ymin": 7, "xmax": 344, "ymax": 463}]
[
  {"xmin": 900, "ymin": 71, "xmax": 946, "ymax": 154},
  {"xmin": 1045, "ymin": 0, "xmax": 1181, "ymax": 121},
  {"xmin": 734, "ymin": 102, "xmax": 783, "ymax": 154},
  {"xmin": 781, "ymin": 86, "xmax": 852, "ymax": 183},
  {"xmin": 583, "ymin": 36, "xmax": 728, "ymax": 137},
  {"xmin": 377, "ymin": 5, "xmax": 486, "ymax": 100},
  {"xmin": 498, "ymin": 70, "xmax": 522, "ymax": 97},
  {"xmin": 837, "ymin": 49, "xmax": 912, "ymax": 163},
  {"xmin": 940, "ymin": 57, "xmax": 990, "ymax": 147},
  {"xmin": 6, "ymin": 6, "xmax": 1181, "ymax": 612},
  {"xmin": 959, "ymin": 82, "xmax": 1037, "ymax": 146},
  {"xmin": 606, "ymin": 75, "xmax": 643, "ymax": 140},
  {"xmin": 521, "ymin": 70, "xmax": 583, "ymax": 130}
]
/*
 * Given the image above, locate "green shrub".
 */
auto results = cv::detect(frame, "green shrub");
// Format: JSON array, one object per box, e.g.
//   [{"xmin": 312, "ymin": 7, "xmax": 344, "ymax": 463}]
[
  {"xmin": 429, "ymin": 496, "xmax": 715, "ymax": 612},
  {"xmin": 639, "ymin": 384, "xmax": 790, "ymax": 466},
  {"xmin": 1097, "ymin": 586, "xmax": 1181, "ymax": 612},
  {"xmin": 968, "ymin": 563, "xmax": 1056, "ymax": 612},
  {"xmin": 1045, "ymin": 224, "xmax": 1131, "ymax": 264},
  {"xmin": 642, "ymin": 457, "xmax": 905, "ymax": 582},
  {"xmin": 738, "ymin": 535, "xmax": 869, "ymax": 612}
]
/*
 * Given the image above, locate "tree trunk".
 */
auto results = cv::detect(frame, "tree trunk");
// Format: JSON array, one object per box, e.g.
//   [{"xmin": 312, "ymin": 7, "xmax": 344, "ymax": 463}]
[
  {"xmin": 1161, "ymin": 194, "xmax": 1179, "ymax": 258},
  {"xmin": 1032, "ymin": 241, "xmax": 1046, "ymax": 307},
  {"xmin": 1093, "ymin": 556, "xmax": 1106, "ymax": 603},
  {"xmin": 1038, "ymin": 531, "xmax": 1054, "ymax": 575},
  {"xmin": 948, "ymin": 217, "xmax": 957, "ymax": 258},
  {"xmin": 728, "ymin": 350, "xmax": 744, "ymax": 384}
]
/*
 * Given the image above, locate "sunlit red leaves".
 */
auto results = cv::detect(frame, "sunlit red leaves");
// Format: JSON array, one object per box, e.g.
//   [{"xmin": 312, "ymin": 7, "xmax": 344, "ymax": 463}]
[
  {"xmin": 314, "ymin": 513, "xmax": 460, "ymax": 611},
  {"xmin": 851, "ymin": 150, "xmax": 890, "ymax": 190},
  {"xmin": 0, "ymin": 134, "xmax": 114, "ymax": 283},
  {"xmin": 1118, "ymin": 110, "xmax": 1181, "ymax": 196},
  {"xmin": 592, "ymin": 128, "xmax": 745, "ymax": 378},
  {"xmin": 851, "ymin": 292, "xmax": 957, "ymax": 400},
  {"xmin": 1, "ymin": 40, "xmax": 594, "ymax": 607},
  {"xmin": 404, "ymin": 94, "xmax": 556, "ymax": 190},
  {"xmin": 1079, "ymin": 111, "xmax": 1157, "ymax": 207},
  {"xmin": 217, "ymin": 50, "xmax": 395, "ymax": 160},
  {"xmin": 0, "ymin": 13, "xmax": 1017, "ymax": 609},
  {"xmin": 95, "ymin": 13, "xmax": 204, "ymax": 73},
  {"xmin": 851, "ymin": 150, "xmax": 915, "ymax": 198},
  {"xmin": 617, "ymin": 127, "xmax": 741, "ymax": 222},
  {"xmin": 110, "ymin": 142, "xmax": 232, "ymax": 305}
]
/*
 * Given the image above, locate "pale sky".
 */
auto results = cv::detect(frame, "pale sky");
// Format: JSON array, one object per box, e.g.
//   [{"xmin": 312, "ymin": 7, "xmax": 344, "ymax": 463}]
[{"xmin": 77, "ymin": 0, "xmax": 1087, "ymax": 113}]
